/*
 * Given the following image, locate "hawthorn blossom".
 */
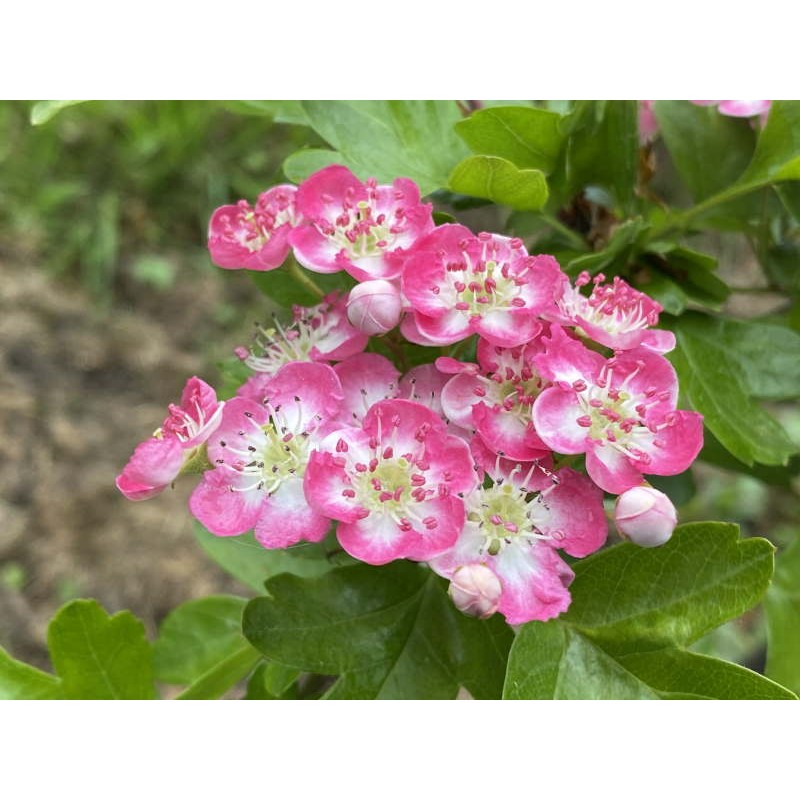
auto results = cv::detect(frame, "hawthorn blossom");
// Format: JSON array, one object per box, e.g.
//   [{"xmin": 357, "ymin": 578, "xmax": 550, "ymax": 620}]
[
  {"xmin": 236, "ymin": 293, "xmax": 368, "ymax": 402},
  {"xmin": 346, "ymin": 279, "xmax": 403, "ymax": 335},
  {"xmin": 289, "ymin": 165, "xmax": 434, "ymax": 281},
  {"xmin": 430, "ymin": 461, "xmax": 607, "ymax": 625},
  {"xmin": 208, "ymin": 185, "xmax": 298, "ymax": 271},
  {"xmin": 439, "ymin": 336, "xmax": 551, "ymax": 462},
  {"xmin": 398, "ymin": 364, "xmax": 451, "ymax": 420},
  {"xmin": 532, "ymin": 325, "xmax": 703, "ymax": 494},
  {"xmin": 333, "ymin": 352, "xmax": 400, "ymax": 427},
  {"xmin": 116, "ymin": 377, "xmax": 224, "ymax": 501},
  {"xmin": 402, "ymin": 225, "xmax": 563, "ymax": 348},
  {"xmin": 615, "ymin": 484, "xmax": 677, "ymax": 547},
  {"xmin": 189, "ymin": 362, "xmax": 343, "ymax": 549},
  {"xmin": 304, "ymin": 399, "xmax": 478, "ymax": 565},
  {"xmin": 692, "ymin": 100, "xmax": 772, "ymax": 119},
  {"xmin": 550, "ymin": 271, "xmax": 675, "ymax": 353}
]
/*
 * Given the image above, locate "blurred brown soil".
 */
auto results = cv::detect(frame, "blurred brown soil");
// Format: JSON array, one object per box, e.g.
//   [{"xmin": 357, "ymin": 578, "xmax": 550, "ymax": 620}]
[{"xmin": 0, "ymin": 259, "xmax": 259, "ymax": 670}]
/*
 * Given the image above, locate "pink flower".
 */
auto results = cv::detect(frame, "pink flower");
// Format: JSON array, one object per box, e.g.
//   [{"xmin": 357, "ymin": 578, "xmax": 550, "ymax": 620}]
[
  {"xmin": 236, "ymin": 293, "xmax": 368, "ymax": 402},
  {"xmin": 615, "ymin": 485, "xmax": 677, "ymax": 547},
  {"xmin": 532, "ymin": 325, "xmax": 704, "ymax": 494},
  {"xmin": 639, "ymin": 100, "xmax": 659, "ymax": 144},
  {"xmin": 208, "ymin": 185, "xmax": 298, "ymax": 271},
  {"xmin": 550, "ymin": 271, "xmax": 675, "ymax": 354},
  {"xmin": 402, "ymin": 225, "xmax": 563, "ymax": 348},
  {"xmin": 439, "ymin": 336, "xmax": 551, "ymax": 462},
  {"xmin": 116, "ymin": 377, "xmax": 224, "ymax": 501},
  {"xmin": 333, "ymin": 352, "xmax": 400, "ymax": 427},
  {"xmin": 289, "ymin": 165, "xmax": 434, "ymax": 281},
  {"xmin": 346, "ymin": 279, "xmax": 403, "ymax": 335},
  {"xmin": 304, "ymin": 399, "xmax": 478, "ymax": 565},
  {"xmin": 189, "ymin": 362, "xmax": 344, "ymax": 549},
  {"xmin": 398, "ymin": 363, "xmax": 451, "ymax": 420},
  {"xmin": 430, "ymin": 464, "xmax": 607, "ymax": 625},
  {"xmin": 692, "ymin": 100, "xmax": 771, "ymax": 119}
]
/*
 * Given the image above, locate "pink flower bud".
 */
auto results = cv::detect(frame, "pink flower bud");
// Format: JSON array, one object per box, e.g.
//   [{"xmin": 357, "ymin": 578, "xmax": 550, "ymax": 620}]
[
  {"xmin": 448, "ymin": 564, "xmax": 502, "ymax": 619},
  {"xmin": 614, "ymin": 485, "xmax": 677, "ymax": 548},
  {"xmin": 346, "ymin": 280, "xmax": 403, "ymax": 335}
]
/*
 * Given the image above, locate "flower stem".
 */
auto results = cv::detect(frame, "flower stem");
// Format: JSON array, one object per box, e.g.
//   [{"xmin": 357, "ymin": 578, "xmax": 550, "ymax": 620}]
[{"xmin": 287, "ymin": 256, "xmax": 325, "ymax": 300}]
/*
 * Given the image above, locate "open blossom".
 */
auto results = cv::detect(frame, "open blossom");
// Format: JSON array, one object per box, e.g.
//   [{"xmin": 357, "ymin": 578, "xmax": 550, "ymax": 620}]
[
  {"xmin": 289, "ymin": 165, "xmax": 434, "ymax": 281},
  {"xmin": 439, "ymin": 336, "xmax": 550, "ymax": 462},
  {"xmin": 304, "ymin": 399, "xmax": 478, "ymax": 565},
  {"xmin": 208, "ymin": 185, "xmax": 298, "ymax": 271},
  {"xmin": 116, "ymin": 377, "xmax": 224, "ymax": 501},
  {"xmin": 550, "ymin": 271, "xmax": 675, "ymax": 354},
  {"xmin": 236, "ymin": 293, "xmax": 368, "ymax": 402},
  {"xmin": 402, "ymin": 225, "xmax": 563, "ymax": 348},
  {"xmin": 346, "ymin": 279, "xmax": 403, "ymax": 335},
  {"xmin": 532, "ymin": 325, "xmax": 703, "ymax": 494},
  {"xmin": 333, "ymin": 352, "xmax": 400, "ymax": 427},
  {"xmin": 431, "ymin": 461, "xmax": 607, "ymax": 625},
  {"xmin": 189, "ymin": 362, "xmax": 343, "ymax": 549}
]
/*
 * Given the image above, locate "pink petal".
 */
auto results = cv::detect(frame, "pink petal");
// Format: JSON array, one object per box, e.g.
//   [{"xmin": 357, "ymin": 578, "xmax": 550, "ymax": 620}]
[
  {"xmin": 532, "ymin": 387, "xmax": 588, "ymax": 454},
  {"xmin": 288, "ymin": 225, "xmax": 344, "ymax": 274},
  {"xmin": 189, "ymin": 468, "xmax": 264, "ymax": 537},
  {"xmin": 473, "ymin": 402, "xmax": 548, "ymax": 461},
  {"xmin": 116, "ymin": 436, "xmax": 184, "ymax": 501},
  {"xmin": 304, "ymin": 446, "xmax": 369, "ymax": 524},
  {"xmin": 254, "ymin": 476, "xmax": 331, "ymax": 548},
  {"xmin": 333, "ymin": 352, "xmax": 400, "ymax": 426},
  {"xmin": 585, "ymin": 443, "xmax": 644, "ymax": 494}
]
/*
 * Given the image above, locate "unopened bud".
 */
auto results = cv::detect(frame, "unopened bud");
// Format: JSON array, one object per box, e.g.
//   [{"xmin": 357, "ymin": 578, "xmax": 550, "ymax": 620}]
[
  {"xmin": 614, "ymin": 485, "xmax": 677, "ymax": 547},
  {"xmin": 346, "ymin": 280, "xmax": 402, "ymax": 335},
  {"xmin": 448, "ymin": 564, "xmax": 502, "ymax": 619}
]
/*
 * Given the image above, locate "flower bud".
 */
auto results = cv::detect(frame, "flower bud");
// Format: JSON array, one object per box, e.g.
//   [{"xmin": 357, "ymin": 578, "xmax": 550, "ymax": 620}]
[
  {"xmin": 346, "ymin": 280, "xmax": 403, "ymax": 335},
  {"xmin": 448, "ymin": 564, "xmax": 502, "ymax": 619},
  {"xmin": 614, "ymin": 485, "xmax": 677, "ymax": 547}
]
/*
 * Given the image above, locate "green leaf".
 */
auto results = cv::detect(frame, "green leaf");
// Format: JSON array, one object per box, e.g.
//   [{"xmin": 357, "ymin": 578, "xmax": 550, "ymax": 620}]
[
  {"xmin": 455, "ymin": 106, "xmax": 563, "ymax": 173},
  {"xmin": 765, "ymin": 540, "xmax": 800, "ymax": 694},
  {"xmin": 741, "ymin": 101, "xmax": 800, "ymax": 184},
  {"xmin": 565, "ymin": 523, "xmax": 774, "ymax": 654},
  {"xmin": 47, "ymin": 600, "xmax": 157, "ymax": 699},
  {"xmin": 283, "ymin": 148, "xmax": 342, "ymax": 183},
  {"xmin": 243, "ymin": 563, "xmax": 513, "ymax": 699},
  {"xmin": 562, "ymin": 100, "xmax": 639, "ymax": 212},
  {"xmin": 300, "ymin": 101, "xmax": 469, "ymax": 195},
  {"xmin": 153, "ymin": 595, "xmax": 249, "ymax": 685},
  {"xmin": 504, "ymin": 625, "xmax": 793, "ymax": 699},
  {"xmin": 30, "ymin": 100, "xmax": 89, "ymax": 126},
  {"xmin": 175, "ymin": 645, "xmax": 261, "ymax": 700},
  {"xmin": 222, "ymin": 100, "xmax": 308, "ymax": 126},
  {"xmin": 656, "ymin": 246, "xmax": 731, "ymax": 308},
  {"xmin": 670, "ymin": 321, "xmax": 797, "ymax": 466},
  {"xmin": 249, "ymin": 258, "xmax": 355, "ymax": 308},
  {"xmin": 244, "ymin": 662, "xmax": 300, "ymax": 699},
  {"xmin": 654, "ymin": 101, "xmax": 757, "ymax": 201},
  {"xmin": 699, "ymin": 431, "xmax": 800, "ymax": 487},
  {"xmin": 0, "ymin": 648, "xmax": 62, "ymax": 699},
  {"xmin": 194, "ymin": 523, "xmax": 337, "ymax": 593},
  {"xmin": 448, "ymin": 156, "xmax": 548, "ymax": 211},
  {"xmin": 566, "ymin": 217, "xmax": 649, "ymax": 277}
]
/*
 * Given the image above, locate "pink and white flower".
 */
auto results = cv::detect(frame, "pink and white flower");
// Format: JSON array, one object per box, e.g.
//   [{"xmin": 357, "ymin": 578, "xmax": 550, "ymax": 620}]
[
  {"xmin": 448, "ymin": 564, "xmax": 502, "ymax": 619},
  {"xmin": 402, "ymin": 225, "xmax": 563, "ymax": 348},
  {"xmin": 333, "ymin": 352, "xmax": 400, "ymax": 427},
  {"xmin": 304, "ymin": 399, "xmax": 478, "ymax": 565},
  {"xmin": 430, "ymin": 464, "xmax": 607, "ymax": 625},
  {"xmin": 116, "ymin": 377, "xmax": 224, "ymax": 501},
  {"xmin": 189, "ymin": 362, "xmax": 344, "ymax": 549},
  {"xmin": 692, "ymin": 100, "xmax": 772, "ymax": 119},
  {"xmin": 615, "ymin": 484, "xmax": 677, "ymax": 547},
  {"xmin": 439, "ymin": 336, "xmax": 551, "ymax": 462},
  {"xmin": 289, "ymin": 165, "xmax": 434, "ymax": 281},
  {"xmin": 236, "ymin": 293, "xmax": 368, "ymax": 402},
  {"xmin": 208, "ymin": 185, "xmax": 298, "ymax": 271},
  {"xmin": 532, "ymin": 325, "xmax": 703, "ymax": 494},
  {"xmin": 550, "ymin": 271, "xmax": 675, "ymax": 353}
]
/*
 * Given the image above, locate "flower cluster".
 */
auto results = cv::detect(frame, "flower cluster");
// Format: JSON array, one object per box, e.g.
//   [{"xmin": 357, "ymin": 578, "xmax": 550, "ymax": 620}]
[{"xmin": 117, "ymin": 164, "xmax": 702, "ymax": 626}]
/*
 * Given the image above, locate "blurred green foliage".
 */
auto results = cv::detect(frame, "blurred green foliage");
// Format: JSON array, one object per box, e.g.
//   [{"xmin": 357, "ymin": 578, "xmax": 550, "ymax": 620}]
[{"xmin": 0, "ymin": 100, "xmax": 316, "ymax": 301}]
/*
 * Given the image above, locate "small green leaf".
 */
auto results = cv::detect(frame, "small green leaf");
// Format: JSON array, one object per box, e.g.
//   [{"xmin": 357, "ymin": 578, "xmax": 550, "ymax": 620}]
[
  {"xmin": 300, "ymin": 101, "xmax": 469, "ymax": 195},
  {"xmin": 244, "ymin": 662, "xmax": 299, "ymax": 699},
  {"xmin": 175, "ymin": 645, "xmax": 261, "ymax": 700},
  {"xmin": 243, "ymin": 563, "xmax": 512, "ymax": 699},
  {"xmin": 565, "ymin": 523, "xmax": 774, "ymax": 654},
  {"xmin": 699, "ymin": 431, "xmax": 800, "ymax": 487},
  {"xmin": 222, "ymin": 100, "xmax": 308, "ymax": 126},
  {"xmin": 448, "ymin": 156, "xmax": 548, "ymax": 211},
  {"xmin": 194, "ymin": 523, "xmax": 337, "ymax": 593},
  {"xmin": 765, "ymin": 540, "xmax": 800, "ymax": 695},
  {"xmin": 153, "ymin": 595, "xmax": 249, "ymax": 685},
  {"xmin": 283, "ymin": 148, "xmax": 342, "ymax": 183},
  {"xmin": 741, "ymin": 101, "xmax": 800, "ymax": 183},
  {"xmin": 671, "ymin": 322, "xmax": 797, "ymax": 466},
  {"xmin": 30, "ymin": 100, "xmax": 88, "ymax": 126},
  {"xmin": 47, "ymin": 600, "xmax": 157, "ymax": 699},
  {"xmin": 0, "ymin": 648, "xmax": 62, "ymax": 699},
  {"xmin": 566, "ymin": 218, "xmax": 649, "ymax": 277},
  {"xmin": 455, "ymin": 106, "xmax": 563, "ymax": 173}
]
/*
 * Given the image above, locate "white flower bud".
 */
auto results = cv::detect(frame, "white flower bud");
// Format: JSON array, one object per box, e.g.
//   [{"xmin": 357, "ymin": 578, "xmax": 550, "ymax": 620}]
[
  {"xmin": 448, "ymin": 564, "xmax": 502, "ymax": 619},
  {"xmin": 614, "ymin": 485, "xmax": 677, "ymax": 547},
  {"xmin": 346, "ymin": 280, "xmax": 403, "ymax": 335}
]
